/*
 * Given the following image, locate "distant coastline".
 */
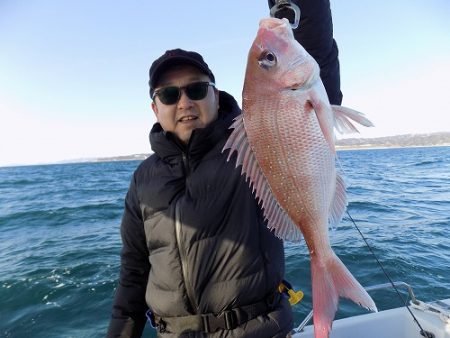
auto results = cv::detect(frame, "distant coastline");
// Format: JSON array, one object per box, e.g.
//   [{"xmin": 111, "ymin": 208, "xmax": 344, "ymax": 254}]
[
  {"xmin": 336, "ymin": 143, "xmax": 450, "ymax": 151},
  {"xmin": 335, "ymin": 131, "xmax": 450, "ymax": 151},
  {"xmin": 90, "ymin": 131, "xmax": 450, "ymax": 162},
  {"xmin": 2, "ymin": 132, "xmax": 449, "ymax": 168}
]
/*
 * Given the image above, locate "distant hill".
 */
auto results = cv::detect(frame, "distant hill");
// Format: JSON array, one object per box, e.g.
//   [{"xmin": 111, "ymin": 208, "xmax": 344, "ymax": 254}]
[
  {"xmin": 93, "ymin": 153, "xmax": 149, "ymax": 162},
  {"xmin": 90, "ymin": 132, "xmax": 450, "ymax": 163},
  {"xmin": 336, "ymin": 132, "xmax": 450, "ymax": 150}
]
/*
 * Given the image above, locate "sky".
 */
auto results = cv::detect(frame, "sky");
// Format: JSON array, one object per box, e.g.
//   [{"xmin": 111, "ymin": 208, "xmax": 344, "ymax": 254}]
[{"xmin": 1, "ymin": 0, "xmax": 449, "ymax": 166}]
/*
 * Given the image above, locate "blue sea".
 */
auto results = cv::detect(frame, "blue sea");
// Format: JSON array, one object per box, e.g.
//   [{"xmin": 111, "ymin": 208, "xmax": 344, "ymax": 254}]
[{"xmin": 1, "ymin": 147, "xmax": 449, "ymax": 338}]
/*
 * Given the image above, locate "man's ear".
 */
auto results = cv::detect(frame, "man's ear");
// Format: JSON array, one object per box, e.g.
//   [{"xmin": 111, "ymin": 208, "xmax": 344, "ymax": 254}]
[
  {"xmin": 214, "ymin": 88, "xmax": 220, "ymax": 111},
  {"xmin": 151, "ymin": 101, "xmax": 159, "ymax": 118}
]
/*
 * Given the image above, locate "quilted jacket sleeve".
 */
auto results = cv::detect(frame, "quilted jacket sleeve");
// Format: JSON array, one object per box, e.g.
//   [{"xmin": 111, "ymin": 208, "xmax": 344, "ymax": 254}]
[{"xmin": 107, "ymin": 173, "xmax": 150, "ymax": 338}]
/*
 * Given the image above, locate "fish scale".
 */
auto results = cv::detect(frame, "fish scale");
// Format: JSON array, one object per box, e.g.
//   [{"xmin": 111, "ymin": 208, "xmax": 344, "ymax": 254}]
[
  {"xmin": 223, "ymin": 17, "xmax": 376, "ymax": 338},
  {"xmin": 248, "ymin": 100, "xmax": 333, "ymax": 226}
]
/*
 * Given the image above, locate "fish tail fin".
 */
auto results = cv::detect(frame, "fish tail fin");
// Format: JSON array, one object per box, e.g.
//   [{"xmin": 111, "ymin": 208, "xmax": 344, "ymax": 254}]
[
  {"xmin": 311, "ymin": 253, "xmax": 377, "ymax": 338},
  {"xmin": 331, "ymin": 105, "xmax": 374, "ymax": 134}
]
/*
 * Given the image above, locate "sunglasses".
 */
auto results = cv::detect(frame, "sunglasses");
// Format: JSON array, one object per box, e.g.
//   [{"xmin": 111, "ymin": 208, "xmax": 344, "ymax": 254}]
[{"xmin": 152, "ymin": 81, "xmax": 215, "ymax": 105}]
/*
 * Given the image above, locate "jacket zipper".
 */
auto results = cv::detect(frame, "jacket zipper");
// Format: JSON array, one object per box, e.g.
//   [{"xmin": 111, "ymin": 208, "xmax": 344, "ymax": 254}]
[{"xmin": 174, "ymin": 152, "xmax": 198, "ymax": 312}]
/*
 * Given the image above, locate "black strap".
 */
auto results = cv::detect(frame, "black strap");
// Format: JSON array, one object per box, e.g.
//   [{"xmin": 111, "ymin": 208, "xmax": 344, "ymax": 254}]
[{"xmin": 152, "ymin": 292, "xmax": 280, "ymax": 334}]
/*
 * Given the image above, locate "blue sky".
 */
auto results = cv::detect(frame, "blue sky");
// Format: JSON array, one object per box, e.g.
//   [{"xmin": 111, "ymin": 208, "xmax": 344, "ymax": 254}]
[{"xmin": 1, "ymin": 0, "xmax": 449, "ymax": 166}]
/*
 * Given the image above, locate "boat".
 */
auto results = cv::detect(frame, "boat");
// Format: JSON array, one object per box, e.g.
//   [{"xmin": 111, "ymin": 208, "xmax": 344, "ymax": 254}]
[{"xmin": 291, "ymin": 281, "xmax": 450, "ymax": 338}]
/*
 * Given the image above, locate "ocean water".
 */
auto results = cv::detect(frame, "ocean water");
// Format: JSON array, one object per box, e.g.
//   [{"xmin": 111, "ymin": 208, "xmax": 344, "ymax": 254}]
[{"xmin": 1, "ymin": 146, "xmax": 449, "ymax": 338}]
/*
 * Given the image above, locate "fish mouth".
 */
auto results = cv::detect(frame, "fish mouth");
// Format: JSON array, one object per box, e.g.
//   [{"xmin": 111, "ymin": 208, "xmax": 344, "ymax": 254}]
[{"xmin": 260, "ymin": 17, "xmax": 292, "ymax": 34}]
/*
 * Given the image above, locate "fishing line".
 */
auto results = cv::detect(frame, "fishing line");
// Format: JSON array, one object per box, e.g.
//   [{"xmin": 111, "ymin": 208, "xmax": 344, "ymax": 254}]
[{"xmin": 346, "ymin": 210, "xmax": 433, "ymax": 338}]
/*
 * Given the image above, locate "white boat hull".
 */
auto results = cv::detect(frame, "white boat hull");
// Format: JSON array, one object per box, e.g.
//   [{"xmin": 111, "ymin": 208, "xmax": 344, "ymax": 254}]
[{"xmin": 293, "ymin": 299, "xmax": 450, "ymax": 338}]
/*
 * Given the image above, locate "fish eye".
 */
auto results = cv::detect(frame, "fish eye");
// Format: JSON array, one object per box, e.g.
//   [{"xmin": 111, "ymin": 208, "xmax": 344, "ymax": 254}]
[
  {"xmin": 265, "ymin": 52, "xmax": 275, "ymax": 62},
  {"xmin": 258, "ymin": 50, "xmax": 277, "ymax": 69}
]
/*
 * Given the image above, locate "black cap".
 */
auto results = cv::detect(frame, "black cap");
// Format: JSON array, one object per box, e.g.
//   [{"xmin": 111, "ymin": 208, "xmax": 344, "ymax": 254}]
[{"xmin": 149, "ymin": 48, "xmax": 215, "ymax": 98}]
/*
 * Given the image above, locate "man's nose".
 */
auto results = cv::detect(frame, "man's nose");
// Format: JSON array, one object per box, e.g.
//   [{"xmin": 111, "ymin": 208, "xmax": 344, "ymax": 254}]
[{"xmin": 177, "ymin": 89, "xmax": 193, "ymax": 108}]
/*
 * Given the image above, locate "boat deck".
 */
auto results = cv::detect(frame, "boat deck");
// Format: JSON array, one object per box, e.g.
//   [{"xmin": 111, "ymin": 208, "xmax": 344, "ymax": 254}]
[{"xmin": 292, "ymin": 283, "xmax": 450, "ymax": 338}]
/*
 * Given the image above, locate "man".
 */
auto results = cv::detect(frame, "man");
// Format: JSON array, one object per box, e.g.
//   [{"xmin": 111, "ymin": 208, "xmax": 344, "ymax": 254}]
[
  {"xmin": 107, "ymin": 48, "xmax": 292, "ymax": 338},
  {"xmin": 107, "ymin": 1, "xmax": 341, "ymax": 337}
]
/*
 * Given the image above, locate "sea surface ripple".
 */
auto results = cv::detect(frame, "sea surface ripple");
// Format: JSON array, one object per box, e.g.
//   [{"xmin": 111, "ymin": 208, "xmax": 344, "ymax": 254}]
[{"xmin": 1, "ymin": 147, "xmax": 449, "ymax": 337}]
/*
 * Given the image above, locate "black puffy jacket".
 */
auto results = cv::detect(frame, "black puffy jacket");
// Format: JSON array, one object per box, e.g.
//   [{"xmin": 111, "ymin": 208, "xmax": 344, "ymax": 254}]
[{"xmin": 107, "ymin": 92, "xmax": 293, "ymax": 338}]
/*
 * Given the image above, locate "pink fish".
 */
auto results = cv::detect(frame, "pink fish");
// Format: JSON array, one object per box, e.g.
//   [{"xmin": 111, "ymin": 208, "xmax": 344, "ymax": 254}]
[{"xmin": 223, "ymin": 18, "xmax": 377, "ymax": 338}]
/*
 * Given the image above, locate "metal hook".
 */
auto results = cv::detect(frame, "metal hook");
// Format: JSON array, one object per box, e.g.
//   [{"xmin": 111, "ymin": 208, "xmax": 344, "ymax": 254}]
[{"xmin": 269, "ymin": 0, "xmax": 301, "ymax": 29}]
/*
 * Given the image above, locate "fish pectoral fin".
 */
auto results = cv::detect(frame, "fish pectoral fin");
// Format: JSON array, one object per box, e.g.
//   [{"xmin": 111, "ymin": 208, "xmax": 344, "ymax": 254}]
[
  {"xmin": 308, "ymin": 99, "xmax": 335, "ymax": 153},
  {"xmin": 331, "ymin": 105, "xmax": 374, "ymax": 134}
]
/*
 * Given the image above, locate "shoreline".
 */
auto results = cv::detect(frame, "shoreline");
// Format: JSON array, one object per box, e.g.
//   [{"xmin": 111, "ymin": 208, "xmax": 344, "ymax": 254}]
[
  {"xmin": 2, "ymin": 144, "xmax": 449, "ymax": 168},
  {"xmin": 336, "ymin": 143, "xmax": 450, "ymax": 151}
]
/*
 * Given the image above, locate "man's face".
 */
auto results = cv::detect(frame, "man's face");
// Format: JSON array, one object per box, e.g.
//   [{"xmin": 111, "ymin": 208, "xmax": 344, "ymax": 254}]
[{"xmin": 151, "ymin": 65, "xmax": 219, "ymax": 144}]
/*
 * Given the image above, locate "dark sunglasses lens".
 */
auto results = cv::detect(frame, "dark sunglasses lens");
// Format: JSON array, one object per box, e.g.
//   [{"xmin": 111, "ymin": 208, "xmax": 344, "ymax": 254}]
[
  {"xmin": 186, "ymin": 82, "xmax": 209, "ymax": 100},
  {"xmin": 158, "ymin": 87, "xmax": 180, "ymax": 105}
]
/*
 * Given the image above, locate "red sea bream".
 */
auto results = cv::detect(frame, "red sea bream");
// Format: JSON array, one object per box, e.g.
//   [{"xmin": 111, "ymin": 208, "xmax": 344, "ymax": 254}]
[{"xmin": 223, "ymin": 18, "xmax": 377, "ymax": 338}]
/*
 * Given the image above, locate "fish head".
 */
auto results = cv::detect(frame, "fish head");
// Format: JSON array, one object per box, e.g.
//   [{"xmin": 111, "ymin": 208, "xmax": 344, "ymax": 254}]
[{"xmin": 243, "ymin": 17, "xmax": 319, "ymax": 102}]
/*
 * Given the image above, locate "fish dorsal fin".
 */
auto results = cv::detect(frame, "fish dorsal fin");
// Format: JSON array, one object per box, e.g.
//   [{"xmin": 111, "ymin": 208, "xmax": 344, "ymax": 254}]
[
  {"xmin": 223, "ymin": 115, "xmax": 303, "ymax": 242},
  {"xmin": 329, "ymin": 170, "xmax": 348, "ymax": 229}
]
